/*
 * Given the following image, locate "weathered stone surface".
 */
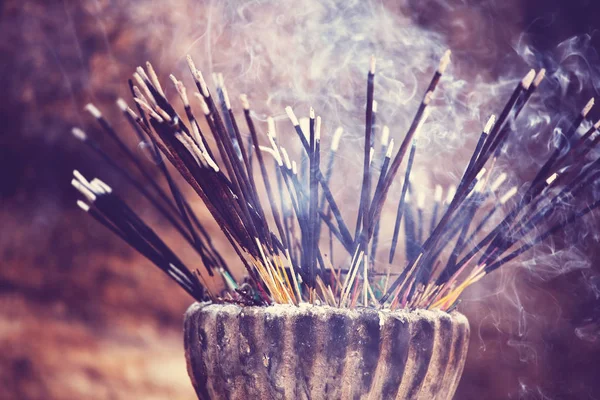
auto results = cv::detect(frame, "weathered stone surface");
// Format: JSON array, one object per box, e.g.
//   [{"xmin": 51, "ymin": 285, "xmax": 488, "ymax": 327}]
[{"xmin": 184, "ymin": 303, "xmax": 470, "ymax": 400}]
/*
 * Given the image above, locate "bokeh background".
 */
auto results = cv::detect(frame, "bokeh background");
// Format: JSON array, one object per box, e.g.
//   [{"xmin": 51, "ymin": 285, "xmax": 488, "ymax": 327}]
[{"xmin": 2, "ymin": 0, "xmax": 600, "ymax": 399}]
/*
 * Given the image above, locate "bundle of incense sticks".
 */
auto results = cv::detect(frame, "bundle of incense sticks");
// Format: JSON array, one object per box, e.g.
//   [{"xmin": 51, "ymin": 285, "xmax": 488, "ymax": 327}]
[{"xmin": 71, "ymin": 52, "xmax": 600, "ymax": 311}]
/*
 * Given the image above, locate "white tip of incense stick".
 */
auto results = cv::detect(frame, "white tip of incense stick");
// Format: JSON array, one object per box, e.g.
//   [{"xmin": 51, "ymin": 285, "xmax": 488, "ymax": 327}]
[
  {"xmin": 484, "ymin": 115, "xmax": 496, "ymax": 134},
  {"xmin": 331, "ymin": 127, "xmax": 343, "ymax": 151},
  {"xmin": 369, "ymin": 147, "xmax": 375, "ymax": 165},
  {"xmin": 280, "ymin": 147, "xmax": 292, "ymax": 169},
  {"xmin": 135, "ymin": 66, "xmax": 150, "ymax": 82},
  {"xmin": 132, "ymin": 70, "xmax": 144, "ymax": 85},
  {"xmin": 71, "ymin": 179, "xmax": 96, "ymax": 202},
  {"xmin": 381, "ymin": 125, "xmax": 390, "ymax": 146},
  {"xmin": 185, "ymin": 55, "xmax": 209, "ymax": 96},
  {"xmin": 206, "ymin": 154, "xmax": 220, "ymax": 173},
  {"xmin": 168, "ymin": 73, "xmax": 178, "ymax": 86},
  {"xmin": 292, "ymin": 161, "xmax": 298, "ymax": 175},
  {"xmin": 134, "ymin": 98, "xmax": 162, "ymax": 122},
  {"xmin": 185, "ymin": 55, "xmax": 197, "ymax": 74},
  {"xmin": 156, "ymin": 105, "xmax": 171, "ymax": 122},
  {"xmin": 413, "ymin": 108, "xmax": 431, "ymax": 140},
  {"xmin": 490, "ymin": 173, "xmax": 507, "ymax": 192},
  {"xmin": 300, "ymin": 118, "xmax": 310, "ymax": 138},
  {"xmin": 92, "ymin": 178, "xmax": 113, "ymax": 193},
  {"xmin": 521, "ymin": 69, "xmax": 536, "ymax": 90},
  {"xmin": 316, "ymin": 116, "xmax": 322, "ymax": 141},
  {"xmin": 76, "ymin": 200, "xmax": 90, "ymax": 212},
  {"xmin": 500, "ymin": 186, "xmax": 518, "ymax": 204},
  {"xmin": 174, "ymin": 78, "xmax": 190, "ymax": 106},
  {"xmin": 385, "ymin": 139, "xmax": 395, "ymax": 158},
  {"xmin": 476, "ymin": 167, "xmax": 487, "ymax": 181},
  {"xmin": 240, "ymin": 94, "xmax": 250, "ymax": 110},
  {"xmin": 434, "ymin": 185, "xmax": 443, "ymax": 202},
  {"xmin": 372, "ymin": 100, "xmax": 378, "ymax": 113},
  {"xmin": 84, "ymin": 103, "xmax": 102, "ymax": 118},
  {"xmin": 445, "ymin": 185, "xmax": 456, "ymax": 204},
  {"xmin": 417, "ymin": 191, "xmax": 426, "ymax": 209},
  {"xmin": 133, "ymin": 73, "xmax": 157, "ymax": 106},
  {"xmin": 546, "ymin": 172, "xmax": 558, "ymax": 186},
  {"xmin": 222, "ymin": 86, "xmax": 232, "ymax": 110},
  {"xmin": 198, "ymin": 71, "xmax": 210, "ymax": 97},
  {"xmin": 594, "ymin": 119, "xmax": 600, "ymax": 130},
  {"xmin": 285, "ymin": 106, "xmax": 299, "ymax": 126},
  {"xmin": 473, "ymin": 179, "xmax": 485, "ymax": 193},
  {"xmin": 310, "ymin": 107, "xmax": 315, "ymax": 120},
  {"xmin": 72, "ymin": 170, "xmax": 90, "ymax": 187},
  {"xmin": 146, "ymin": 63, "xmax": 164, "ymax": 96},
  {"xmin": 438, "ymin": 49, "xmax": 452, "ymax": 74},
  {"xmin": 116, "ymin": 98, "xmax": 128, "ymax": 112},
  {"xmin": 211, "ymin": 72, "xmax": 220, "ymax": 88},
  {"xmin": 194, "ymin": 93, "xmax": 210, "ymax": 115},
  {"xmin": 533, "ymin": 68, "xmax": 546, "ymax": 88},
  {"xmin": 267, "ymin": 135, "xmax": 283, "ymax": 166},
  {"xmin": 259, "ymin": 145, "xmax": 275, "ymax": 156},
  {"xmin": 71, "ymin": 127, "xmax": 87, "ymax": 141},
  {"xmin": 370, "ymin": 55, "xmax": 376, "ymax": 74},
  {"xmin": 267, "ymin": 116, "xmax": 276, "ymax": 138},
  {"xmin": 132, "ymin": 85, "xmax": 144, "ymax": 101},
  {"xmin": 405, "ymin": 191, "xmax": 411, "ymax": 203},
  {"xmin": 582, "ymin": 97, "xmax": 595, "ymax": 118}
]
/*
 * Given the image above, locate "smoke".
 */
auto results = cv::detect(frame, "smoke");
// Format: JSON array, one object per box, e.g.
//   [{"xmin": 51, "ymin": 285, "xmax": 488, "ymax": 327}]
[
  {"xmin": 3, "ymin": 0, "xmax": 600, "ymax": 398},
  {"xmin": 116, "ymin": 6, "xmax": 600, "ymax": 398}
]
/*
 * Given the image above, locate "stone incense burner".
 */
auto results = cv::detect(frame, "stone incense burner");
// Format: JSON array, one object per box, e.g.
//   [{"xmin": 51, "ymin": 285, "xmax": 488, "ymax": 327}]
[{"xmin": 184, "ymin": 302, "xmax": 469, "ymax": 399}]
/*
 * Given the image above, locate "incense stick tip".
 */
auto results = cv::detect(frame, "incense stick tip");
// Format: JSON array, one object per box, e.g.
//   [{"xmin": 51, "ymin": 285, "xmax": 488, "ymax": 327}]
[
  {"xmin": 285, "ymin": 106, "xmax": 299, "ymax": 126},
  {"xmin": 381, "ymin": 125, "xmax": 390, "ymax": 146},
  {"xmin": 582, "ymin": 97, "xmax": 595, "ymax": 117},
  {"xmin": 386, "ymin": 139, "xmax": 395, "ymax": 158},
  {"xmin": 417, "ymin": 191, "xmax": 426, "ymax": 209},
  {"xmin": 545, "ymin": 172, "xmax": 558, "ymax": 186},
  {"xmin": 240, "ymin": 94, "xmax": 250, "ymax": 110},
  {"xmin": 185, "ymin": 54, "xmax": 196, "ymax": 71},
  {"xmin": 500, "ymin": 186, "xmax": 518, "ymax": 204},
  {"xmin": 475, "ymin": 167, "xmax": 487, "ymax": 181},
  {"xmin": 71, "ymin": 127, "xmax": 87, "ymax": 141},
  {"xmin": 76, "ymin": 200, "xmax": 90, "ymax": 212},
  {"xmin": 316, "ymin": 116, "xmax": 322, "ymax": 141},
  {"xmin": 438, "ymin": 49, "xmax": 452, "ymax": 74},
  {"xmin": 434, "ymin": 185, "xmax": 443, "ymax": 202},
  {"xmin": 370, "ymin": 55, "xmax": 376, "ymax": 74},
  {"xmin": 445, "ymin": 185, "xmax": 456, "ymax": 204},
  {"xmin": 331, "ymin": 127, "xmax": 343, "ymax": 151},
  {"xmin": 484, "ymin": 114, "xmax": 496, "ymax": 134},
  {"xmin": 116, "ymin": 98, "xmax": 128, "ymax": 112},
  {"xmin": 490, "ymin": 172, "xmax": 507, "ymax": 192},
  {"xmin": 521, "ymin": 69, "xmax": 536, "ymax": 90},
  {"xmin": 84, "ymin": 103, "xmax": 102, "ymax": 118},
  {"xmin": 533, "ymin": 68, "xmax": 546, "ymax": 88},
  {"xmin": 267, "ymin": 116, "xmax": 276, "ymax": 138}
]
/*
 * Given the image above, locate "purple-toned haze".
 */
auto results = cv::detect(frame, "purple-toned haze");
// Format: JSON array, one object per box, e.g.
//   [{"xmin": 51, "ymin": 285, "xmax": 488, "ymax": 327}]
[{"xmin": 1, "ymin": 0, "xmax": 600, "ymax": 399}]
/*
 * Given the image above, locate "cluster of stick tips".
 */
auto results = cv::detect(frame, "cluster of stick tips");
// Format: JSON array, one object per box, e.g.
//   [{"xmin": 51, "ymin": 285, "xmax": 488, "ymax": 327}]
[{"xmin": 71, "ymin": 50, "xmax": 600, "ymax": 312}]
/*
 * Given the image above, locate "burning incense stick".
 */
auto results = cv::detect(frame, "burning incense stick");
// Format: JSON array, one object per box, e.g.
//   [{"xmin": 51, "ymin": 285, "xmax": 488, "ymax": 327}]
[{"xmin": 72, "ymin": 53, "xmax": 600, "ymax": 312}]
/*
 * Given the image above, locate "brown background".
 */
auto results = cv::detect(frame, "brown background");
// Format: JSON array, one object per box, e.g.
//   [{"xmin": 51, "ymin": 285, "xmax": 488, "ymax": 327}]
[{"xmin": 2, "ymin": 0, "xmax": 600, "ymax": 399}]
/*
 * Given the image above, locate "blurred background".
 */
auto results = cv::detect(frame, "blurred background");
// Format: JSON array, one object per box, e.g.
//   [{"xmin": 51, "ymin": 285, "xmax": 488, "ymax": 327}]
[{"xmin": 2, "ymin": 0, "xmax": 600, "ymax": 399}]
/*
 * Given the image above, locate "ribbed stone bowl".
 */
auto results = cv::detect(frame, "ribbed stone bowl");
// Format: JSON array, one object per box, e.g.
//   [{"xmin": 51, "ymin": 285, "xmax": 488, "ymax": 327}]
[{"xmin": 184, "ymin": 302, "xmax": 469, "ymax": 400}]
